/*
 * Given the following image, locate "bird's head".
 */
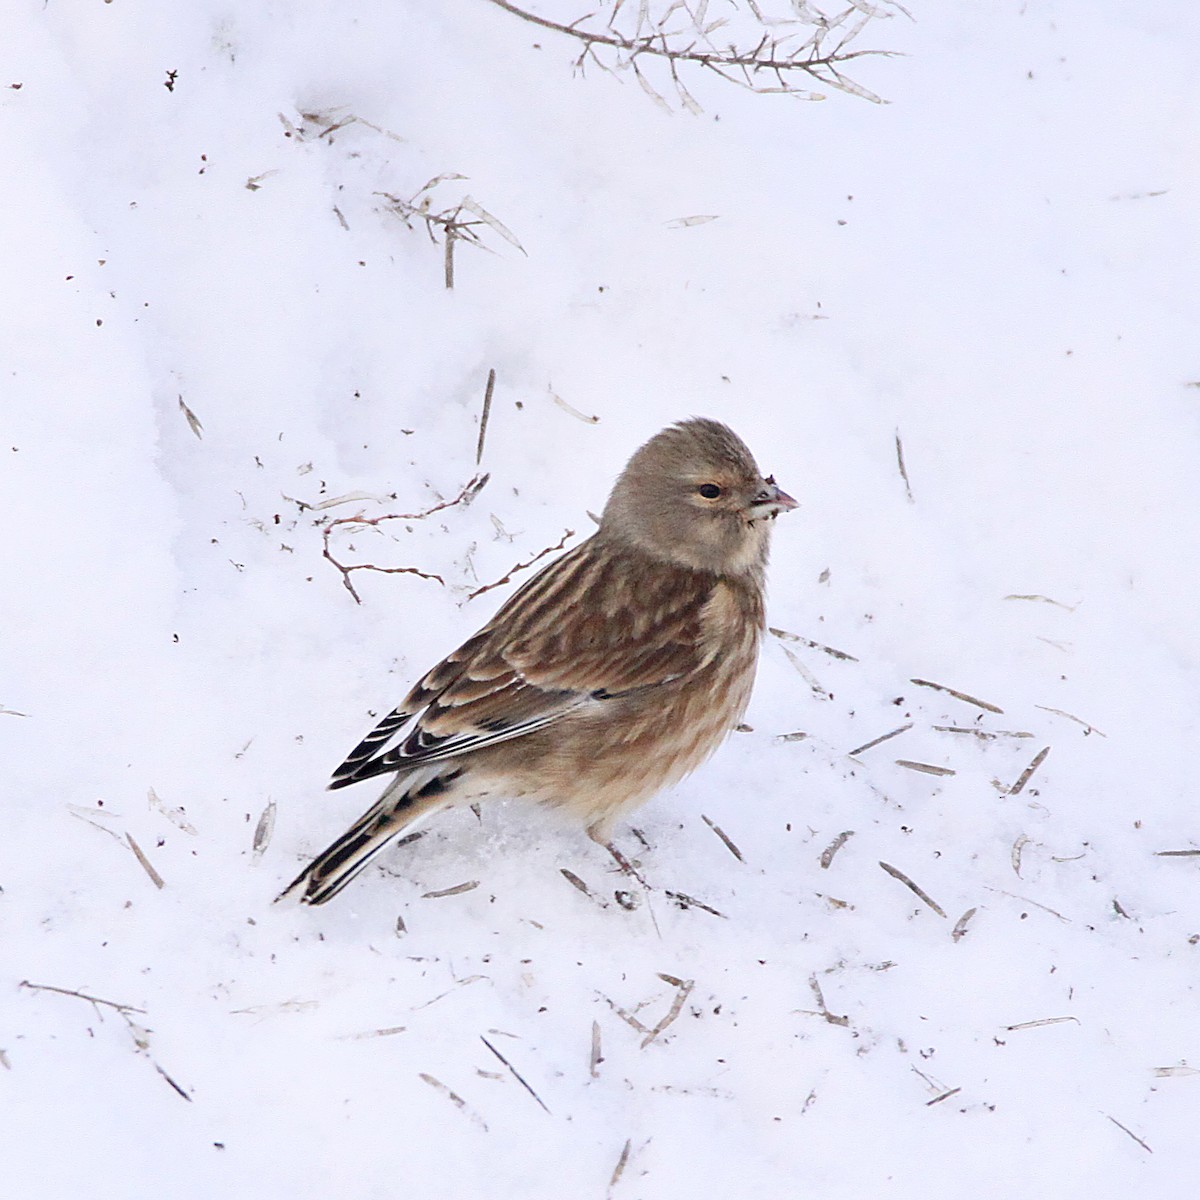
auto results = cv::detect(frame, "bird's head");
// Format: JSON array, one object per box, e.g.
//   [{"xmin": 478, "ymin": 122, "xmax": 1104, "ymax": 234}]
[{"xmin": 600, "ymin": 417, "xmax": 797, "ymax": 576}]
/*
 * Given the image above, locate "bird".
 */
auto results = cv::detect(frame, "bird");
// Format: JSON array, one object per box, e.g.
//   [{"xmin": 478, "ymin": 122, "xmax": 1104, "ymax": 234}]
[{"xmin": 279, "ymin": 417, "xmax": 796, "ymax": 905}]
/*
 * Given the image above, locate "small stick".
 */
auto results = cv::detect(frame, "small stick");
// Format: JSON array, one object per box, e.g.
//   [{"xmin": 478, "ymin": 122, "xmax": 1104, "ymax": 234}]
[
  {"xmin": 1106, "ymin": 1115, "xmax": 1152, "ymax": 1154},
  {"xmin": 701, "ymin": 814, "xmax": 744, "ymax": 862},
  {"xmin": 443, "ymin": 227, "xmax": 455, "ymax": 289},
  {"xmin": 321, "ymin": 474, "xmax": 488, "ymax": 603},
  {"xmin": 808, "ymin": 975, "xmax": 850, "ymax": 1027},
  {"xmin": 481, "ymin": 1035, "xmax": 551, "ymax": 1114},
  {"xmin": 1011, "ymin": 834, "xmax": 1030, "ymax": 876},
  {"xmin": 154, "ymin": 1062, "xmax": 193, "ymax": 1102},
  {"xmin": 1004, "ymin": 594, "xmax": 1077, "ymax": 611},
  {"xmin": 252, "ymin": 801, "xmax": 276, "ymax": 856},
  {"xmin": 599, "ymin": 994, "xmax": 650, "ymax": 1036},
  {"xmin": 342, "ymin": 1026, "xmax": 407, "ymax": 1040},
  {"xmin": 933, "ymin": 725, "xmax": 1034, "ymax": 739},
  {"xmin": 819, "ymin": 830, "xmax": 855, "ymax": 869},
  {"xmin": 1035, "ymin": 705, "xmax": 1106, "ymax": 737},
  {"xmin": 910, "ymin": 677, "xmax": 1003, "ymax": 713},
  {"xmin": 476, "ymin": 369, "xmax": 496, "ymax": 466},
  {"xmin": 560, "ymin": 868, "xmax": 609, "ymax": 907},
  {"xmin": 986, "ymin": 886, "xmax": 1070, "ymax": 922},
  {"xmin": 951, "ymin": 907, "xmax": 977, "ymax": 942},
  {"xmin": 769, "ymin": 627, "xmax": 859, "ymax": 662},
  {"xmin": 895, "ymin": 430, "xmax": 914, "ymax": 502},
  {"xmin": 608, "ymin": 1139, "xmax": 633, "ymax": 1197},
  {"xmin": 779, "ymin": 645, "xmax": 829, "ymax": 699},
  {"xmin": 847, "ymin": 723, "xmax": 912, "ymax": 756},
  {"xmin": 641, "ymin": 978, "xmax": 694, "ymax": 1048},
  {"xmin": 598, "ymin": 840, "xmax": 650, "ymax": 888},
  {"xmin": 590, "ymin": 1020, "xmax": 603, "ymax": 1078},
  {"xmin": 1007, "ymin": 746, "xmax": 1050, "ymax": 796},
  {"xmin": 178, "ymin": 396, "xmax": 204, "ymax": 439},
  {"xmin": 1155, "ymin": 849, "xmax": 1200, "ymax": 857},
  {"xmin": 421, "ymin": 881, "xmax": 480, "ymax": 899},
  {"xmin": 879, "ymin": 861, "xmax": 947, "ymax": 918},
  {"xmin": 895, "ymin": 760, "xmax": 956, "ymax": 777},
  {"xmin": 418, "ymin": 1073, "xmax": 488, "ymax": 1131},
  {"xmin": 126, "ymin": 833, "xmax": 165, "ymax": 889},
  {"xmin": 927, "ymin": 1086, "xmax": 962, "ymax": 1106},
  {"xmin": 664, "ymin": 890, "xmax": 726, "ymax": 919},
  {"xmin": 467, "ymin": 529, "xmax": 574, "ymax": 601},
  {"xmin": 1004, "ymin": 1016, "xmax": 1080, "ymax": 1031},
  {"xmin": 19, "ymin": 980, "xmax": 145, "ymax": 1015},
  {"xmin": 550, "ymin": 391, "xmax": 600, "ymax": 423}
]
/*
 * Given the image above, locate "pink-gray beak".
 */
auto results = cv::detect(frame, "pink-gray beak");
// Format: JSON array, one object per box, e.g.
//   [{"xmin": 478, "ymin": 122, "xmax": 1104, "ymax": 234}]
[{"xmin": 750, "ymin": 475, "xmax": 798, "ymax": 520}]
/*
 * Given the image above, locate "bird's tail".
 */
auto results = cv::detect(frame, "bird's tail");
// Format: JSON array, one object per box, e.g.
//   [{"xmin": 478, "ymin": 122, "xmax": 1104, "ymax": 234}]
[{"xmin": 276, "ymin": 768, "xmax": 461, "ymax": 906}]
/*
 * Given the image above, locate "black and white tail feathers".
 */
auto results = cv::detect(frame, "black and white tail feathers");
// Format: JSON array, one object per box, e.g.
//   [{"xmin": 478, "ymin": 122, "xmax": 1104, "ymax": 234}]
[
  {"xmin": 328, "ymin": 704, "xmax": 415, "ymax": 790},
  {"xmin": 276, "ymin": 767, "xmax": 462, "ymax": 906}
]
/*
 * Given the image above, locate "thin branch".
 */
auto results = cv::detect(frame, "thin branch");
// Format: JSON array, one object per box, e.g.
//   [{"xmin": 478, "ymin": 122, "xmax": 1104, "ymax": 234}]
[
  {"xmin": 481, "ymin": 1035, "xmax": 552, "ymax": 1114},
  {"xmin": 19, "ymin": 980, "xmax": 145, "ymax": 1015},
  {"xmin": 485, "ymin": 0, "xmax": 894, "ymax": 102},
  {"xmin": 466, "ymin": 529, "xmax": 574, "ymax": 601},
  {"xmin": 321, "ymin": 473, "xmax": 488, "ymax": 603}
]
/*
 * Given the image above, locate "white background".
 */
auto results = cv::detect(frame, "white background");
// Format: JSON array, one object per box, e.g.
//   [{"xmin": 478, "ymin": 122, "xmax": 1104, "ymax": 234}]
[{"xmin": 4, "ymin": 2, "xmax": 1199, "ymax": 1196}]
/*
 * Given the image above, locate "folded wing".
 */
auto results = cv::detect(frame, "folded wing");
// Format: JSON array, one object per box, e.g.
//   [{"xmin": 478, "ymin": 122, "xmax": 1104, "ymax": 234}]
[{"xmin": 329, "ymin": 539, "xmax": 717, "ymax": 788}]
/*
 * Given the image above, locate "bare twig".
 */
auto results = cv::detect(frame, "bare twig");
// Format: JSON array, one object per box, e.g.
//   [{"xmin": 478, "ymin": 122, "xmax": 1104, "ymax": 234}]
[
  {"xmin": 951, "ymin": 907, "xmax": 977, "ymax": 942},
  {"xmin": 444, "ymin": 226, "xmax": 456, "ymax": 289},
  {"xmin": 847, "ymin": 723, "xmax": 912, "ymax": 756},
  {"xmin": 178, "ymin": 396, "xmax": 203, "ymax": 439},
  {"xmin": 126, "ymin": 833, "xmax": 165, "ymax": 889},
  {"xmin": 910, "ymin": 678, "xmax": 1004, "ymax": 714},
  {"xmin": 467, "ymin": 529, "xmax": 574, "ymax": 601},
  {"xmin": 879, "ymin": 861, "xmax": 947, "ymax": 918},
  {"xmin": 895, "ymin": 759, "xmax": 956, "ymax": 777},
  {"xmin": 321, "ymin": 473, "xmax": 488, "ymax": 603},
  {"xmin": 1005, "ymin": 1016, "xmax": 1080, "ymax": 1032},
  {"xmin": 933, "ymin": 725, "xmax": 1034, "ymax": 740},
  {"xmin": 1035, "ymin": 705, "xmax": 1106, "ymax": 737},
  {"xmin": 701, "ymin": 814, "xmax": 744, "ymax": 862},
  {"xmin": 476, "ymin": 369, "xmax": 496, "ymax": 465},
  {"xmin": 894, "ymin": 430, "xmax": 913, "ymax": 501},
  {"xmin": 421, "ymin": 881, "xmax": 480, "ymax": 899},
  {"xmin": 486, "ymin": 0, "xmax": 893, "ymax": 104},
  {"xmin": 1006, "ymin": 746, "xmax": 1050, "ymax": 796},
  {"xmin": 608, "ymin": 1139, "xmax": 633, "ymax": 1197},
  {"xmin": 641, "ymin": 977, "xmax": 694, "ymax": 1048},
  {"xmin": 252, "ymin": 801, "xmax": 276, "ymax": 857},
  {"xmin": 665, "ymin": 889, "xmax": 725, "ymax": 918},
  {"xmin": 19, "ymin": 980, "xmax": 145, "ymax": 1015},
  {"xmin": 481, "ymin": 1035, "xmax": 551, "ymax": 1113},
  {"xmin": 808, "ymin": 975, "xmax": 849, "ymax": 1027},
  {"xmin": 819, "ymin": 830, "xmax": 855, "ymax": 869},
  {"xmin": 600, "ymin": 993, "xmax": 651, "ymax": 1036},
  {"xmin": 550, "ymin": 391, "xmax": 600, "ymax": 423},
  {"xmin": 769, "ymin": 626, "xmax": 858, "ymax": 661},
  {"xmin": 1011, "ymin": 834, "xmax": 1030, "ymax": 877},
  {"xmin": 590, "ymin": 1020, "xmax": 603, "ymax": 1078},
  {"xmin": 560, "ymin": 868, "xmax": 609, "ymax": 907},
  {"xmin": 419, "ymin": 1073, "xmax": 488, "ymax": 1131},
  {"xmin": 1105, "ymin": 1114, "xmax": 1152, "ymax": 1154}
]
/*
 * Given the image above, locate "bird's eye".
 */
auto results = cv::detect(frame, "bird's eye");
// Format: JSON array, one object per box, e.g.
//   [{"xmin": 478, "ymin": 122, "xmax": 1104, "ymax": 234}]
[{"xmin": 697, "ymin": 483, "xmax": 722, "ymax": 499}]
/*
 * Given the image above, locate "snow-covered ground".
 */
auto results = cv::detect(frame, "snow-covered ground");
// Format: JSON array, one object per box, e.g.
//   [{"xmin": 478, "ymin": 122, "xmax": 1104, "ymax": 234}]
[{"xmin": 5, "ymin": 2, "xmax": 1200, "ymax": 1195}]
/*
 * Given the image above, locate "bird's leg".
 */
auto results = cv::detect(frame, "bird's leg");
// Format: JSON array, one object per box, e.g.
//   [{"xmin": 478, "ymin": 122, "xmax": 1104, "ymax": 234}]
[{"xmin": 588, "ymin": 824, "xmax": 650, "ymax": 888}]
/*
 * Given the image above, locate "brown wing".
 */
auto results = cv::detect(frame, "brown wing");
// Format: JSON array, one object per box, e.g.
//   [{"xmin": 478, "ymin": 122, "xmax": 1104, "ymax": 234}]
[{"xmin": 330, "ymin": 537, "xmax": 718, "ymax": 787}]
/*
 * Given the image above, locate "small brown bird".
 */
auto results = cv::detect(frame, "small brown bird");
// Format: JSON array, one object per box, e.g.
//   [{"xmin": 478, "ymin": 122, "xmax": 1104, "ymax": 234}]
[{"xmin": 280, "ymin": 418, "xmax": 796, "ymax": 905}]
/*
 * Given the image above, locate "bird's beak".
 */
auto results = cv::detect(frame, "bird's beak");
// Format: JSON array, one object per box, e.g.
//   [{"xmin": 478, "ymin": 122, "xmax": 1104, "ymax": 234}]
[{"xmin": 749, "ymin": 475, "xmax": 798, "ymax": 520}]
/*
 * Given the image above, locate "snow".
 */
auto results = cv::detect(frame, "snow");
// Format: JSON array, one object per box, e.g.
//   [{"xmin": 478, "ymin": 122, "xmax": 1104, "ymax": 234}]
[{"xmin": 5, "ymin": 1, "xmax": 1200, "ymax": 1196}]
